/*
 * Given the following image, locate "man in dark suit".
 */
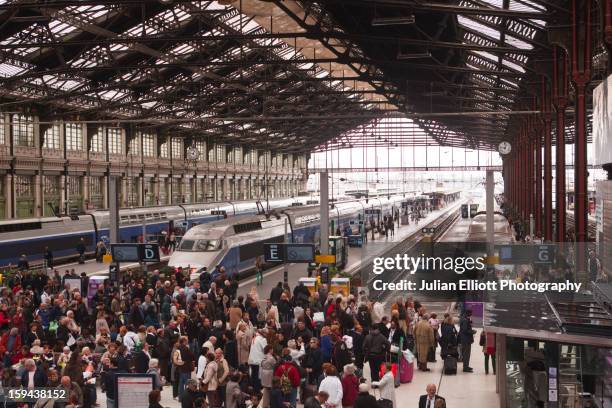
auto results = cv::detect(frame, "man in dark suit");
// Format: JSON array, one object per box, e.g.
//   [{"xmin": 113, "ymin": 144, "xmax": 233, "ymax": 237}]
[
  {"xmin": 134, "ymin": 342, "xmax": 152, "ymax": 373},
  {"xmin": 20, "ymin": 359, "xmax": 47, "ymax": 388},
  {"xmin": 459, "ymin": 309, "xmax": 475, "ymax": 372},
  {"xmin": 418, "ymin": 384, "xmax": 445, "ymax": 408}
]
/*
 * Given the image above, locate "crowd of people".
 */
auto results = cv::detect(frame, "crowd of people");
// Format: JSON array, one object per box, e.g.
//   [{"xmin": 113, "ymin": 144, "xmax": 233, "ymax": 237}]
[{"xmin": 0, "ymin": 259, "xmax": 491, "ymax": 408}]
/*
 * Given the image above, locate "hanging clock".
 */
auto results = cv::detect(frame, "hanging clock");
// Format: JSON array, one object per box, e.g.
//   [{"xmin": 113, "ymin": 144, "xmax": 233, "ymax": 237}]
[{"xmin": 498, "ymin": 141, "xmax": 512, "ymax": 155}]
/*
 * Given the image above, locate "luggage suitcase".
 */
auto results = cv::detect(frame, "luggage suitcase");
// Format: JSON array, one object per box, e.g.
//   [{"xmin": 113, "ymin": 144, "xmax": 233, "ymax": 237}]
[
  {"xmin": 444, "ymin": 356, "xmax": 457, "ymax": 375},
  {"xmin": 399, "ymin": 356, "xmax": 413, "ymax": 383}
]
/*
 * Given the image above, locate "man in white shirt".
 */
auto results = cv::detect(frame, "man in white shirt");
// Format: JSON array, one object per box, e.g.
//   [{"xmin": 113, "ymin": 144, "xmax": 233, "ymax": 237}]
[
  {"xmin": 247, "ymin": 329, "xmax": 268, "ymax": 393},
  {"xmin": 418, "ymin": 384, "xmax": 445, "ymax": 408}
]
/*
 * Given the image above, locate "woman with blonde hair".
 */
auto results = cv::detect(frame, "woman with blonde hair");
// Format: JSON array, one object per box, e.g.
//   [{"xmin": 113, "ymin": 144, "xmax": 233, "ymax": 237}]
[
  {"xmin": 235, "ymin": 321, "xmax": 252, "ymax": 367},
  {"xmin": 249, "ymin": 287, "xmax": 259, "ymax": 304}
]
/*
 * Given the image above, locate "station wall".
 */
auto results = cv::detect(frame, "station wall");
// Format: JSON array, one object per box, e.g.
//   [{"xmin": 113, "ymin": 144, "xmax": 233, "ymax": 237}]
[{"xmin": 0, "ymin": 113, "xmax": 308, "ymax": 219}]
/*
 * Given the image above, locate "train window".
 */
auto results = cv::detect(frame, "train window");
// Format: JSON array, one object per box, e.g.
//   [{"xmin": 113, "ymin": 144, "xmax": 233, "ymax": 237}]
[
  {"xmin": 178, "ymin": 239, "xmax": 195, "ymax": 251},
  {"xmin": 160, "ymin": 212, "xmax": 167, "ymax": 219},
  {"xmin": 0, "ymin": 221, "xmax": 42, "ymax": 233},
  {"xmin": 129, "ymin": 215, "xmax": 138, "ymax": 223},
  {"xmin": 138, "ymin": 214, "xmax": 145, "ymax": 220},
  {"xmin": 120, "ymin": 216, "xmax": 129, "ymax": 224},
  {"xmin": 145, "ymin": 213, "xmax": 153, "ymax": 220},
  {"xmin": 152, "ymin": 213, "xmax": 160, "ymax": 219},
  {"xmin": 195, "ymin": 239, "xmax": 221, "ymax": 251}
]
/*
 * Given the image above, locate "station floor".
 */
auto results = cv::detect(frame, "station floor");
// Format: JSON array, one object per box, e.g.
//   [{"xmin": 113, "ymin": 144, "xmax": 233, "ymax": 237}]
[{"xmin": 96, "ymin": 328, "xmax": 498, "ymax": 408}]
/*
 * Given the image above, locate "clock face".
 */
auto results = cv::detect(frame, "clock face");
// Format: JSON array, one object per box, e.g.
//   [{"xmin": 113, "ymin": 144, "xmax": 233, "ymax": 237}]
[
  {"xmin": 187, "ymin": 147, "xmax": 200, "ymax": 160},
  {"xmin": 498, "ymin": 141, "xmax": 511, "ymax": 155}
]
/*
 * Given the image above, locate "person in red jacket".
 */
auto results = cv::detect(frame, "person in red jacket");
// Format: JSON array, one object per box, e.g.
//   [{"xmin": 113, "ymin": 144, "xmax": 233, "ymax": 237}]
[
  {"xmin": 0, "ymin": 304, "xmax": 10, "ymax": 331},
  {"xmin": 341, "ymin": 364, "xmax": 359, "ymax": 408},
  {"xmin": 273, "ymin": 351, "xmax": 301, "ymax": 408},
  {"xmin": 0, "ymin": 328, "xmax": 22, "ymax": 367}
]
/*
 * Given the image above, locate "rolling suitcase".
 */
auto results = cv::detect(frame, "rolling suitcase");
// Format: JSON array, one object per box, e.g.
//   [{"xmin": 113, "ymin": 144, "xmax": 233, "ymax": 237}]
[
  {"xmin": 444, "ymin": 356, "xmax": 457, "ymax": 375},
  {"xmin": 399, "ymin": 355, "xmax": 413, "ymax": 383}
]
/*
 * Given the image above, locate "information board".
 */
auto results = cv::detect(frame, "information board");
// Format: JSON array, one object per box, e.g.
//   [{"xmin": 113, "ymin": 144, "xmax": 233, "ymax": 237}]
[
  {"xmin": 497, "ymin": 244, "xmax": 555, "ymax": 265},
  {"xmin": 264, "ymin": 243, "xmax": 315, "ymax": 263},
  {"xmin": 115, "ymin": 374, "xmax": 154, "ymax": 408},
  {"xmin": 110, "ymin": 243, "xmax": 160, "ymax": 263},
  {"xmin": 285, "ymin": 244, "xmax": 315, "ymax": 262},
  {"xmin": 111, "ymin": 244, "xmax": 140, "ymax": 262},
  {"xmin": 264, "ymin": 243, "xmax": 284, "ymax": 262}
]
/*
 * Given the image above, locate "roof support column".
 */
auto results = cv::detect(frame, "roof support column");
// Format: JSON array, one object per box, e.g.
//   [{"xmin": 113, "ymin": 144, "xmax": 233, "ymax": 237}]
[
  {"xmin": 520, "ymin": 125, "xmax": 530, "ymax": 223},
  {"xmin": 542, "ymin": 77, "xmax": 553, "ymax": 242},
  {"xmin": 524, "ymin": 120, "xmax": 534, "ymax": 228},
  {"xmin": 534, "ymin": 116, "xmax": 543, "ymax": 238},
  {"xmin": 552, "ymin": 46, "xmax": 569, "ymax": 244},
  {"xmin": 571, "ymin": 0, "xmax": 593, "ymax": 280}
]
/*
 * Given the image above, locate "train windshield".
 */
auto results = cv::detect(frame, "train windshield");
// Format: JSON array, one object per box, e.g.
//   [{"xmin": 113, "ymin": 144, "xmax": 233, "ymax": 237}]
[{"xmin": 178, "ymin": 239, "xmax": 221, "ymax": 252}]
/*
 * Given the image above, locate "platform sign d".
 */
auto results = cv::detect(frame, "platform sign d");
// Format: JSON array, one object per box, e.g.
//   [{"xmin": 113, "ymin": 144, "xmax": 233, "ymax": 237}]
[
  {"xmin": 141, "ymin": 244, "xmax": 160, "ymax": 263},
  {"xmin": 264, "ymin": 243, "xmax": 284, "ymax": 262}
]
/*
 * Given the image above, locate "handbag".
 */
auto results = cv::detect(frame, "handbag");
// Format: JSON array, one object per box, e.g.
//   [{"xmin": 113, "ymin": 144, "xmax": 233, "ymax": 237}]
[{"xmin": 377, "ymin": 399, "xmax": 393, "ymax": 408}]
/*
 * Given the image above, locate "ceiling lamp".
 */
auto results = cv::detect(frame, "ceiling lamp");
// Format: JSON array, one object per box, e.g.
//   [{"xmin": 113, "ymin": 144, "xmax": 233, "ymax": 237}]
[
  {"xmin": 371, "ymin": 15, "xmax": 415, "ymax": 26},
  {"xmin": 397, "ymin": 51, "xmax": 432, "ymax": 60}
]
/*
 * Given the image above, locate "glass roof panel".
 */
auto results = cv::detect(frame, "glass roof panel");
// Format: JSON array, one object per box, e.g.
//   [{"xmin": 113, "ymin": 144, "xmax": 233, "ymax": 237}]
[
  {"xmin": 0, "ymin": 62, "xmax": 27, "ymax": 77},
  {"xmin": 505, "ymin": 34, "xmax": 533, "ymax": 49},
  {"xmin": 457, "ymin": 16, "xmax": 500, "ymax": 40},
  {"xmin": 501, "ymin": 59, "xmax": 526, "ymax": 73}
]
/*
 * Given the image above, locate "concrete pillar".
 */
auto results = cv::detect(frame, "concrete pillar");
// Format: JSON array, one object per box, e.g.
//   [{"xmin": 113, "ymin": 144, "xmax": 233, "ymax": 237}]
[
  {"xmin": 121, "ymin": 176, "xmax": 128, "ymax": 207},
  {"xmin": 224, "ymin": 176, "xmax": 230, "ymax": 200},
  {"xmin": 59, "ymin": 175, "xmax": 66, "ymax": 214},
  {"xmin": 154, "ymin": 176, "xmax": 160, "ymax": 205},
  {"xmin": 34, "ymin": 173, "xmax": 42, "ymax": 217},
  {"xmin": 82, "ymin": 174, "xmax": 89, "ymax": 211},
  {"xmin": 109, "ymin": 176, "xmax": 119, "ymax": 244},
  {"xmin": 320, "ymin": 171, "xmax": 329, "ymax": 255},
  {"xmin": 5, "ymin": 174, "xmax": 13, "ymax": 219},
  {"xmin": 102, "ymin": 175, "xmax": 109, "ymax": 209}
]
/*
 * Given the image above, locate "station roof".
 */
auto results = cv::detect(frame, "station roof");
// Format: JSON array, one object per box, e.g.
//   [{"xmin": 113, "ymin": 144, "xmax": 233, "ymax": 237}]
[{"xmin": 0, "ymin": 0, "xmax": 601, "ymax": 153}]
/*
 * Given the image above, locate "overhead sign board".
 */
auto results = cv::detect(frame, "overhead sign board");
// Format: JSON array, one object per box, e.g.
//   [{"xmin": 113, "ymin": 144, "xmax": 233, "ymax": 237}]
[
  {"xmin": 264, "ymin": 243, "xmax": 284, "ymax": 262},
  {"xmin": 285, "ymin": 244, "xmax": 315, "ymax": 262},
  {"xmin": 264, "ymin": 243, "xmax": 316, "ymax": 263},
  {"xmin": 496, "ymin": 244, "xmax": 555, "ymax": 265},
  {"xmin": 111, "ymin": 244, "xmax": 140, "ymax": 262},
  {"xmin": 110, "ymin": 243, "xmax": 160, "ymax": 263}
]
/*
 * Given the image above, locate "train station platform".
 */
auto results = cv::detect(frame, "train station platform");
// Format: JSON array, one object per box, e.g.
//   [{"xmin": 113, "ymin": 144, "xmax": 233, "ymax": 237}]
[
  {"xmin": 236, "ymin": 200, "xmax": 465, "ymax": 299},
  {"xmin": 62, "ymin": 201, "xmax": 464, "ymax": 292}
]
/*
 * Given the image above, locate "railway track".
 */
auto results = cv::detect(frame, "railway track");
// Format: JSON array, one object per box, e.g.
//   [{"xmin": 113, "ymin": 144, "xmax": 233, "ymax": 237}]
[{"xmin": 358, "ymin": 206, "xmax": 462, "ymax": 302}]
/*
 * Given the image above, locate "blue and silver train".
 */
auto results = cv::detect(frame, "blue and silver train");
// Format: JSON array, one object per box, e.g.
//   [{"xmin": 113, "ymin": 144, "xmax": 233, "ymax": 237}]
[
  {"xmin": 168, "ymin": 195, "xmax": 407, "ymax": 278},
  {"xmin": 0, "ymin": 197, "xmax": 322, "ymax": 267}
]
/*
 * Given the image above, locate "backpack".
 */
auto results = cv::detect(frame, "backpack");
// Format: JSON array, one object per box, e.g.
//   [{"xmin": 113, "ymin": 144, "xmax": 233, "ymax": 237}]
[{"xmin": 279, "ymin": 366, "xmax": 292, "ymax": 395}]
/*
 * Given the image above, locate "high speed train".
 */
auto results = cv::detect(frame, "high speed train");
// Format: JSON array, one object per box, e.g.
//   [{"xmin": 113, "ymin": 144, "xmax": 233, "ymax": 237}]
[
  {"xmin": 0, "ymin": 196, "xmax": 326, "ymax": 267},
  {"xmin": 168, "ymin": 195, "xmax": 407, "ymax": 278},
  {"xmin": 467, "ymin": 197, "xmax": 514, "ymax": 243}
]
